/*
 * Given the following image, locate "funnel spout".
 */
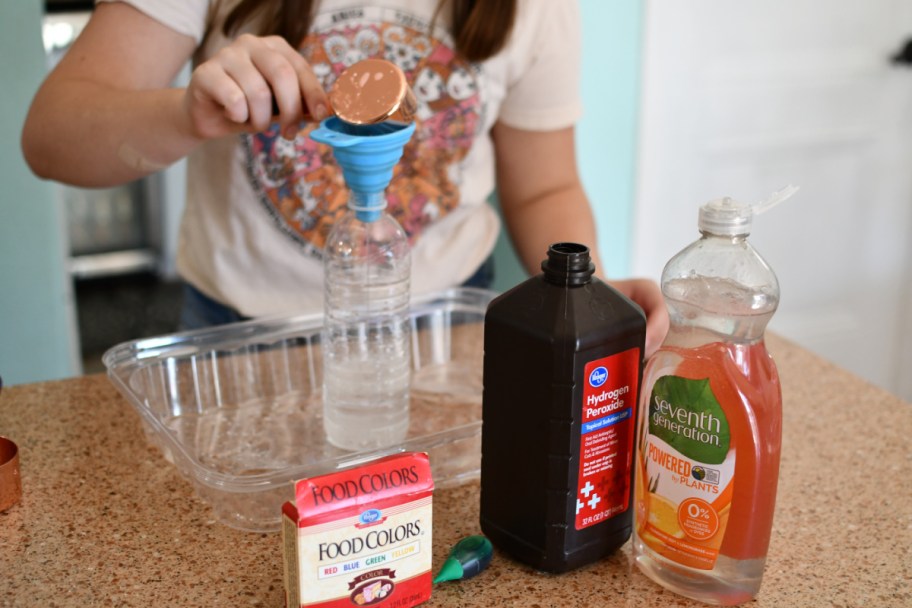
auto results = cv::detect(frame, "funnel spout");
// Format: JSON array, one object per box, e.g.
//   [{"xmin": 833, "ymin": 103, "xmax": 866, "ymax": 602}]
[{"xmin": 310, "ymin": 118, "xmax": 416, "ymax": 222}]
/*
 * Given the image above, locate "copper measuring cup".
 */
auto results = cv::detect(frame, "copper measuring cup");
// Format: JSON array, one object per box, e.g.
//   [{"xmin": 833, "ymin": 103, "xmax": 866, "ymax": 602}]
[
  {"xmin": 0, "ymin": 377, "xmax": 22, "ymax": 513},
  {"xmin": 328, "ymin": 58, "xmax": 417, "ymax": 124},
  {"xmin": 273, "ymin": 58, "xmax": 417, "ymax": 125}
]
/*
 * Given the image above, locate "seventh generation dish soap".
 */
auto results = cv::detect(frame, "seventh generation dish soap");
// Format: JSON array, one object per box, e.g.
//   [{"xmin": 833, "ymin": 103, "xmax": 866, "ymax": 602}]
[{"xmin": 633, "ymin": 187, "xmax": 796, "ymax": 605}]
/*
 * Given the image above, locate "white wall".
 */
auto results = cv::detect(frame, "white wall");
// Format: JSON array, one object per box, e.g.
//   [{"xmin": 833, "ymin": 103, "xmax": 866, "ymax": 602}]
[{"xmin": 632, "ymin": 0, "xmax": 912, "ymax": 401}]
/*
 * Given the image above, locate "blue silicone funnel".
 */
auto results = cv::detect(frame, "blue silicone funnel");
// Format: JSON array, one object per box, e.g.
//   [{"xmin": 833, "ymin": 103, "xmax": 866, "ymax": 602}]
[{"xmin": 310, "ymin": 117, "xmax": 416, "ymax": 222}]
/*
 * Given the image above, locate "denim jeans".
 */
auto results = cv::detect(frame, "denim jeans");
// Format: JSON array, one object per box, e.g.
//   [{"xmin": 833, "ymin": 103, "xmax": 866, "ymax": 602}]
[{"xmin": 178, "ymin": 283, "xmax": 250, "ymax": 331}]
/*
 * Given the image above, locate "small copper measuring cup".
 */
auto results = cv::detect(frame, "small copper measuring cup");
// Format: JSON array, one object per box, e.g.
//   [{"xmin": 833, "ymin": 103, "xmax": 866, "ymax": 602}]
[
  {"xmin": 328, "ymin": 58, "xmax": 417, "ymax": 125},
  {"xmin": 273, "ymin": 58, "xmax": 417, "ymax": 125},
  {"xmin": 0, "ymin": 436, "xmax": 21, "ymax": 512},
  {"xmin": 0, "ymin": 378, "xmax": 22, "ymax": 513}
]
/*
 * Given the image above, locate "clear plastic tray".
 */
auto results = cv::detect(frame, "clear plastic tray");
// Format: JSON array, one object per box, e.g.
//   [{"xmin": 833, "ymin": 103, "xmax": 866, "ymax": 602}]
[{"xmin": 103, "ymin": 288, "xmax": 494, "ymax": 532}]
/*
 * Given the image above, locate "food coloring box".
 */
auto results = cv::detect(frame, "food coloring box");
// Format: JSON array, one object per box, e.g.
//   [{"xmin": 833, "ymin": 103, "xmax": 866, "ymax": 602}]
[{"xmin": 282, "ymin": 452, "xmax": 433, "ymax": 607}]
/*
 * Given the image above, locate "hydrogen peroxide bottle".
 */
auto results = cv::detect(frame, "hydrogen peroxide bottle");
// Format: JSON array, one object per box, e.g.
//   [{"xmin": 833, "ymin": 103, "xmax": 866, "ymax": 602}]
[
  {"xmin": 632, "ymin": 187, "xmax": 796, "ymax": 605},
  {"xmin": 311, "ymin": 119, "xmax": 416, "ymax": 451},
  {"xmin": 480, "ymin": 243, "xmax": 647, "ymax": 572}
]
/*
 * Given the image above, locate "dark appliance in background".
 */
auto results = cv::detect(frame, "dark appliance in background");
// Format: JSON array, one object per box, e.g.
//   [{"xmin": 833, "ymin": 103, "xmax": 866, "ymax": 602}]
[{"xmin": 43, "ymin": 1, "xmax": 186, "ymax": 371}]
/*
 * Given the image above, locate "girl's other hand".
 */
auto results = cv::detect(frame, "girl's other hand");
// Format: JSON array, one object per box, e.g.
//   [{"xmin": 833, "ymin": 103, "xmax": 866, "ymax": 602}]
[
  {"xmin": 606, "ymin": 278, "xmax": 669, "ymax": 359},
  {"xmin": 184, "ymin": 34, "xmax": 330, "ymax": 140}
]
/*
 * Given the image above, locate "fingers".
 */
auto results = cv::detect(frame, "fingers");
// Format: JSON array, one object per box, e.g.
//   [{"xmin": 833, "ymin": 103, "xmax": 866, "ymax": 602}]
[
  {"xmin": 276, "ymin": 39, "xmax": 331, "ymax": 121},
  {"xmin": 607, "ymin": 278, "xmax": 670, "ymax": 359},
  {"xmin": 188, "ymin": 58, "xmax": 246, "ymax": 121},
  {"xmin": 644, "ymin": 304, "xmax": 670, "ymax": 359},
  {"xmin": 255, "ymin": 36, "xmax": 327, "ymax": 133},
  {"xmin": 263, "ymin": 37, "xmax": 331, "ymax": 138},
  {"xmin": 186, "ymin": 34, "xmax": 330, "ymax": 139}
]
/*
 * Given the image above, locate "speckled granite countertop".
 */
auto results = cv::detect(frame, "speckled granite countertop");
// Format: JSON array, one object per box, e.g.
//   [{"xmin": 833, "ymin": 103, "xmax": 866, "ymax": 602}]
[{"xmin": 1, "ymin": 334, "xmax": 910, "ymax": 607}]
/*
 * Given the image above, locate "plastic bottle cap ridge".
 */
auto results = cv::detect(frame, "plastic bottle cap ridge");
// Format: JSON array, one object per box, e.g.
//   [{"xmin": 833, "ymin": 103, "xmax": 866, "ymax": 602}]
[{"xmin": 698, "ymin": 185, "xmax": 799, "ymax": 236}]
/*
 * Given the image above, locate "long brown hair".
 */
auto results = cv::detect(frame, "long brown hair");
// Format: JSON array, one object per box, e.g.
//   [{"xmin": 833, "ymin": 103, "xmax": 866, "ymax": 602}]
[{"xmin": 222, "ymin": 0, "xmax": 517, "ymax": 63}]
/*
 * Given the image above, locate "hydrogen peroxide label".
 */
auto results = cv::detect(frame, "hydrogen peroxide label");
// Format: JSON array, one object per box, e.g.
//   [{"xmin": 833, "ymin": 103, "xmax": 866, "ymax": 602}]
[
  {"xmin": 575, "ymin": 347, "xmax": 640, "ymax": 530},
  {"xmin": 635, "ymin": 375, "xmax": 734, "ymax": 570}
]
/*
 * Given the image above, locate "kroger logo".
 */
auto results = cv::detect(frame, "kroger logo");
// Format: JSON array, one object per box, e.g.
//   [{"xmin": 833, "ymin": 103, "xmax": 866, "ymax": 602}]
[
  {"xmin": 359, "ymin": 509, "xmax": 382, "ymax": 525},
  {"xmin": 589, "ymin": 367, "xmax": 608, "ymax": 387}
]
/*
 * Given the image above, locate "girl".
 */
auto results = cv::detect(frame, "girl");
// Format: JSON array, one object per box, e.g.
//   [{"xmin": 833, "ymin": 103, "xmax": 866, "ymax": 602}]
[{"xmin": 22, "ymin": 0, "xmax": 668, "ymax": 353}]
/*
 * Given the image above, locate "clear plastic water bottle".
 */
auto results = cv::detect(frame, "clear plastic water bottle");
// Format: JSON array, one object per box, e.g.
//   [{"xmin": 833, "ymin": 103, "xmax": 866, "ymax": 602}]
[
  {"xmin": 632, "ymin": 186, "xmax": 797, "ymax": 605},
  {"xmin": 311, "ymin": 119, "xmax": 415, "ymax": 451}
]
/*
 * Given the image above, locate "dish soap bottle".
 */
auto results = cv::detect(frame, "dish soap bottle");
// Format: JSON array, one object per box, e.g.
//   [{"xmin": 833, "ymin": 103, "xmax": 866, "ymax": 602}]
[
  {"xmin": 632, "ymin": 187, "xmax": 796, "ymax": 605},
  {"xmin": 480, "ymin": 243, "xmax": 646, "ymax": 572},
  {"xmin": 311, "ymin": 119, "xmax": 416, "ymax": 451}
]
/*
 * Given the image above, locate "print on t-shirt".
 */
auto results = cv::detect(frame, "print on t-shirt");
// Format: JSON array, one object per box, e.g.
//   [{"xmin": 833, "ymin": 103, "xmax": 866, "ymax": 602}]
[{"xmin": 243, "ymin": 6, "xmax": 482, "ymax": 259}]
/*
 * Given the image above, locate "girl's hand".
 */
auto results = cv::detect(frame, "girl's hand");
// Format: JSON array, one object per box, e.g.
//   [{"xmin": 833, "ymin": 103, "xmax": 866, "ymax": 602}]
[
  {"xmin": 606, "ymin": 277, "xmax": 670, "ymax": 359},
  {"xmin": 184, "ymin": 34, "xmax": 330, "ymax": 140}
]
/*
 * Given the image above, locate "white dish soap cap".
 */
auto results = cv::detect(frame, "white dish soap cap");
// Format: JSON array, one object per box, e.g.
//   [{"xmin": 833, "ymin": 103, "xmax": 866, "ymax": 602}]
[{"xmin": 698, "ymin": 185, "xmax": 799, "ymax": 236}]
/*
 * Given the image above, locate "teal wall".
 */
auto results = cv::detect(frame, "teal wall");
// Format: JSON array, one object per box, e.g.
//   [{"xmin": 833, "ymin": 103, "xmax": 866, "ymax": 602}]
[
  {"xmin": 0, "ymin": 1, "xmax": 79, "ymax": 385},
  {"xmin": 491, "ymin": 0, "xmax": 644, "ymax": 292}
]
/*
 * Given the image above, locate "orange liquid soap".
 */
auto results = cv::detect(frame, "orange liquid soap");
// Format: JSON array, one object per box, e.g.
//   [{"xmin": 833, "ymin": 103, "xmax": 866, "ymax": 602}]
[{"xmin": 633, "ymin": 189, "xmax": 794, "ymax": 605}]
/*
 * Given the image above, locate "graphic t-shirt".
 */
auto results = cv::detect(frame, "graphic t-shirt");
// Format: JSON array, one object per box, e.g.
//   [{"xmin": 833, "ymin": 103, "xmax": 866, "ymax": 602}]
[{"xmin": 97, "ymin": 0, "xmax": 583, "ymax": 316}]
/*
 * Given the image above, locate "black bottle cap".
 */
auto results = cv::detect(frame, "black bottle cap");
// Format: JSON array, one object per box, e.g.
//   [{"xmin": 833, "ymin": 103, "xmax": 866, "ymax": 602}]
[{"xmin": 541, "ymin": 242, "xmax": 595, "ymax": 286}]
